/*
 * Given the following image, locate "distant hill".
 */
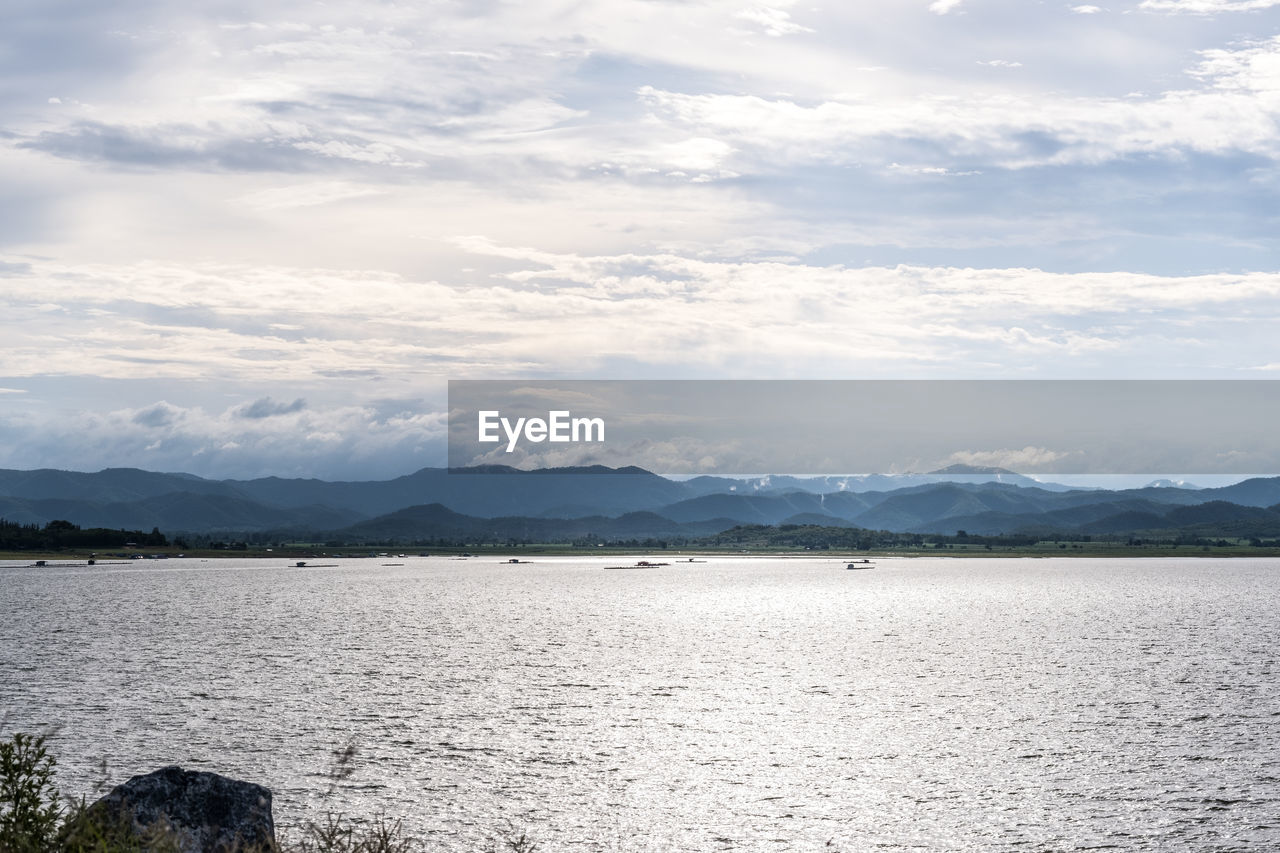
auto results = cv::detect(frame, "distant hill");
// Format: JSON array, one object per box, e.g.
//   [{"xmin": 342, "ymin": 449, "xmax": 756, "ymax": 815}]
[
  {"xmin": 0, "ymin": 492, "xmax": 362, "ymax": 535},
  {"xmin": 1145, "ymin": 478, "xmax": 1201, "ymax": 490},
  {"xmin": 228, "ymin": 465, "xmax": 695, "ymax": 517},
  {"xmin": 1202, "ymin": 477, "xmax": 1280, "ymax": 508},
  {"xmin": 780, "ymin": 513, "xmax": 860, "ymax": 528},
  {"xmin": 334, "ymin": 504, "xmax": 738, "ymax": 543},
  {"xmin": 0, "ymin": 467, "xmax": 247, "ymax": 503},
  {"xmin": 897, "ymin": 498, "xmax": 1280, "ymax": 539},
  {"xmin": 909, "ymin": 498, "xmax": 1174, "ymax": 536},
  {"xmin": 0, "ymin": 465, "xmax": 696, "ymax": 531},
  {"xmin": 652, "ymin": 491, "xmax": 873, "ymax": 525},
  {"xmin": 2, "ymin": 465, "xmax": 1279, "ymax": 539},
  {"xmin": 848, "ymin": 482, "xmax": 1055, "ymax": 531}
]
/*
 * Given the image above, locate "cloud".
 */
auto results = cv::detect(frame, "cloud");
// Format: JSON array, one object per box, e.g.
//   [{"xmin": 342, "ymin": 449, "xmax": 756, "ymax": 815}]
[
  {"xmin": 0, "ymin": 398, "xmax": 448, "ymax": 480},
  {"xmin": 7, "ymin": 10, "xmax": 597, "ymax": 181},
  {"xmin": 1071, "ymin": 4, "xmax": 1103, "ymax": 12},
  {"xmin": 1140, "ymin": 0, "xmax": 1280, "ymax": 11},
  {"xmin": 734, "ymin": 5, "xmax": 814, "ymax": 37},
  {"xmin": 132, "ymin": 401, "xmax": 183, "ymax": 428},
  {"xmin": 2, "ymin": 250, "xmax": 1279, "ymax": 396},
  {"xmin": 18, "ymin": 1, "xmax": 1274, "ymax": 194},
  {"xmin": 942, "ymin": 446, "xmax": 1078, "ymax": 470},
  {"xmin": 887, "ymin": 162, "xmax": 982, "ymax": 176},
  {"xmin": 636, "ymin": 35, "xmax": 1280, "ymax": 171},
  {"xmin": 236, "ymin": 182, "xmax": 386, "ymax": 211},
  {"xmin": 2, "ymin": 1, "xmax": 1277, "ymax": 281},
  {"xmin": 235, "ymin": 397, "xmax": 307, "ymax": 419},
  {"xmin": 19, "ymin": 122, "xmax": 314, "ymax": 172}
]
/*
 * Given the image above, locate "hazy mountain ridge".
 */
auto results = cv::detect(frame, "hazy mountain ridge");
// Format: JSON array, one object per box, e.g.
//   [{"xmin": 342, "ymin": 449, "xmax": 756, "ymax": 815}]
[
  {"xmin": 1, "ymin": 465, "xmax": 1279, "ymax": 538},
  {"xmin": 335, "ymin": 504, "xmax": 736, "ymax": 543},
  {"xmin": 0, "ymin": 492, "xmax": 363, "ymax": 534},
  {"xmin": 0, "ymin": 467, "xmax": 248, "ymax": 503}
]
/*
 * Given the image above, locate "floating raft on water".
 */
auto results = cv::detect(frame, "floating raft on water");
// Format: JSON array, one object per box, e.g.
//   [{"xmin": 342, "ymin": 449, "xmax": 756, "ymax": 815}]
[{"xmin": 603, "ymin": 561, "xmax": 670, "ymax": 570}]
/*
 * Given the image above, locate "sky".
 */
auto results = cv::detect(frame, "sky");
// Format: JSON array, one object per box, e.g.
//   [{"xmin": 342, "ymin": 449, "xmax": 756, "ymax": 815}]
[{"xmin": 2, "ymin": 0, "xmax": 1280, "ymax": 479}]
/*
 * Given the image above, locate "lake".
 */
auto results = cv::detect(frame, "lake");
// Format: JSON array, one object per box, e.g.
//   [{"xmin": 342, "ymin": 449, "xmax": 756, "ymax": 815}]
[{"xmin": 2, "ymin": 555, "xmax": 1278, "ymax": 851}]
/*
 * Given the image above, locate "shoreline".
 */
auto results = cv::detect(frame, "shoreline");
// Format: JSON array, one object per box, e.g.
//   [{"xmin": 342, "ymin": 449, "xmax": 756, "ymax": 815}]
[{"xmin": 5, "ymin": 545, "xmax": 1280, "ymax": 561}]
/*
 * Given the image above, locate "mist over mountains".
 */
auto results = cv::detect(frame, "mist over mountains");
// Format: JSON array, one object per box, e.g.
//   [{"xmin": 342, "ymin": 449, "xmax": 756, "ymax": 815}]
[{"xmin": 3, "ymin": 465, "xmax": 1280, "ymax": 543}]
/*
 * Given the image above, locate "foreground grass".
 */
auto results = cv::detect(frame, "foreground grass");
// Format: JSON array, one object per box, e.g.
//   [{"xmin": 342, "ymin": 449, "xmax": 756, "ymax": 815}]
[{"xmin": 0, "ymin": 734, "xmax": 538, "ymax": 853}]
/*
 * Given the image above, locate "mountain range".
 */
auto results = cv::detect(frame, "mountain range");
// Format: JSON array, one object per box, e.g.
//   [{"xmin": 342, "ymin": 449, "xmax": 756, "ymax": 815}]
[{"xmin": 2, "ymin": 465, "xmax": 1279, "ymax": 541}]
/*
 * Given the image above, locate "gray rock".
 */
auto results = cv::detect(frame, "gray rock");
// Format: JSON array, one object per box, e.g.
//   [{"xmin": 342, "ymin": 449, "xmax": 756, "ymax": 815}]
[{"xmin": 88, "ymin": 766, "xmax": 276, "ymax": 853}]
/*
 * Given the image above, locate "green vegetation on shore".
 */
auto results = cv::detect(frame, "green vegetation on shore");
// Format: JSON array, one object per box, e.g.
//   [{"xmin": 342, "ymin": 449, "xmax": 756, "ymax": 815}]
[
  {"xmin": 695, "ymin": 522, "xmax": 1280, "ymax": 556},
  {"xmin": 0, "ymin": 520, "xmax": 172, "ymax": 553},
  {"xmin": 6, "ymin": 512, "xmax": 1280, "ymax": 563},
  {"xmin": 5, "ymin": 536, "xmax": 1280, "ymax": 562}
]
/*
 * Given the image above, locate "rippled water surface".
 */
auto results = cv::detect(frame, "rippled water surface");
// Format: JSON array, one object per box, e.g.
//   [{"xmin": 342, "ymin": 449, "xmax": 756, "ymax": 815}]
[{"xmin": 3, "ymin": 555, "xmax": 1280, "ymax": 851}]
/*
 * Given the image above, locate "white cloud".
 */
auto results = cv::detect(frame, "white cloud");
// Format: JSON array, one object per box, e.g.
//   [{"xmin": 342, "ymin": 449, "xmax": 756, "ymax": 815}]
[
  {"xmin": 636, "ymin": 36, "xmax": 1280, "ymax": 169},
  {"xmin": 237, "ymin": 182, "xmax": 386, "ymax": 211},
  {"xmin": 1189, "ymin": 36, "xmax": 1280, "ymax": 91},
  {"xmin": 291, "ymin": 140, "xmax": 409, "ymax": 166},
  {"xmin": 943, "ymin": 446, "xmax": 1078, "ymax": 470},
  {"xmin": 655, "ymin": 137, "xmax": 736, "ymax": 172},
  {"xmin": 6, "ymin": 0, "xmax": 1280, "ymax": 270},
  {"xmin": 0, "ymin": 399, "xmax": 449, "ymax": 480},
  {"xmin": 6, "ymin": 1, "xmax": 1278, "ymax": 196},
  {"xmin": 734, "ymin": 4, "xmax": 814, "ymax": 36},
  {"xmin": 1071, "ymin": 4, "xmax": 1103, "ymax": 12},
  {"xmin": 888, "ymin": 162, "xmax": 982, "ymax": 176},
  {"xmin": 1140, "ymin": 0, "xmax": 1280, "ymax": 11},
  {"xmin": 2, "ymin": 250, "xmax": 1279, "ymax": 389}
]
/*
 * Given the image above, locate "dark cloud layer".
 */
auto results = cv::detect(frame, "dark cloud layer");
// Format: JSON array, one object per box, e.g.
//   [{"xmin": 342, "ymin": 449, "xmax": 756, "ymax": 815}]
[{"xmin": 235, "ymin": 396, "xmax": 307, "ymax": 419}]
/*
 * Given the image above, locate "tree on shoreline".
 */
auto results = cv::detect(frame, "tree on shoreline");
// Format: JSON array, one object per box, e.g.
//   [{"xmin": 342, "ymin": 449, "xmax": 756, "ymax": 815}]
[{"xmin": 0, "ymin": 521, "xmax": 168, "ymax": 552}]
